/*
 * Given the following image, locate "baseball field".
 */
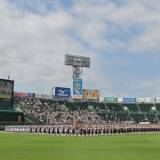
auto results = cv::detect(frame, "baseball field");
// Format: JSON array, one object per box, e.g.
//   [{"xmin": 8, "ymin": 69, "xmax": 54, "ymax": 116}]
[{"xmin": 0, "ymin": 132, "xmax": 160, "ymax": 160}]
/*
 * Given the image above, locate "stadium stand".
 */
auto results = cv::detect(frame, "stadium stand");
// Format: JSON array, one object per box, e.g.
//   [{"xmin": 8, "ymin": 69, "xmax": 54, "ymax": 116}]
[
  {"xmin": 14, "ymin": 96, "xmax": 160, "ymax": 125},
  {"xmin": 122, "ymin": 103, "xmax": 139, "ymax": 112},
  {"xmin": 15, "ymin": 97, "xmax": 106, "ymax": 125}
]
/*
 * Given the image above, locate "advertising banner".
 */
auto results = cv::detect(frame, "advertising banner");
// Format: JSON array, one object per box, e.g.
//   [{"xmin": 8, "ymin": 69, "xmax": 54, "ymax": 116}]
[
  {"xmin": 155, "ymin": 98, "xmax": 160, "ymax": 103},
  {"xmin": 99, "ymin": 97, "xmax": 104, "ymax": 102},
  {"xmin": 117, "ymin": 97, "xmax": 123, "ymax": 102},
  {"xmin": 14, "ymin": 92, "xmax": 28, "ymax": 97},
  {"xmin": 0, "ymin": 79, "xmax": 14, "ymax": 100},
  {"xmin": 136, "ymin": 98, "xmax": 155, "ymax": 103},
  {"xmin": 55, "ymin": 87, "xmax": 71, "ymax": 98},
  {"xmin": 83, "ymin": 89, "xmax": 100, "ymax": 99},
  {"xmin": 35, "ymin": 94, "xmax": 53, "ymax": 99},
  {"xmin": 73, "ymin": 79, "xmax": 83, "ymax": 99},
  {"xmin": 142, "ymin": 98, "xmax": 155, "ymax": 103},
  {"xmin": 136, "ymin": 98, "xmax": 144, "ymax": 103},
  {"xmin": 35, "ymin": 94, "xmax": 42, "ymax": 98},
  {"xmin": 28, "ymin": 93, "xmax": 35, "ymax": 97},
  {"xmin": 104, "ymin": 97, "xmax": 117, "ymax": 103},
  {"xmin": 123, "ymin": 97, "xmax": 136, "ymax": 103}
]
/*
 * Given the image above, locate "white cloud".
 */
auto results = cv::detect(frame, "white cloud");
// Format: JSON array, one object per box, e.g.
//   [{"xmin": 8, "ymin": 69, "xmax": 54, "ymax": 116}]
[
  {"xmin": 72, "ymin": 0, "xmax": 160, "ymax": 53},
  {"xmin": 0, "ymin": 0, "xmax": 160, "ymax": 97},
  {"xmin": 0, "ymin": 0, "xmax": 102, "ymax": 94}
]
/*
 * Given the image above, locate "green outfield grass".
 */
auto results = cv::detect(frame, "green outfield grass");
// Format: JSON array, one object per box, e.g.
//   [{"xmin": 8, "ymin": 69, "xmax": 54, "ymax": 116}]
[{"xmin": 0, "ymin": 133, "xmax": 160, "ymax": 160}]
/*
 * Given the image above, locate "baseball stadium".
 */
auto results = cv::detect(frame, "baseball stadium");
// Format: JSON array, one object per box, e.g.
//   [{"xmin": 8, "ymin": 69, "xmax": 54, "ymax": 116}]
[
  {"xmin": 1, "ymin": 0, "xmax": 160, "ymax": 160},
  {"xmin": 1, "ymin": 54, "xmax": 160, "ymax": 160}
]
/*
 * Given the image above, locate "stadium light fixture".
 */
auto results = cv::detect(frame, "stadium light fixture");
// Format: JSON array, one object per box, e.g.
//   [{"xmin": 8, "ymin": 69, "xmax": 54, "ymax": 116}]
[{"xmin": 65, "ymin": 54, "xmax": 90, "ymax": 99}]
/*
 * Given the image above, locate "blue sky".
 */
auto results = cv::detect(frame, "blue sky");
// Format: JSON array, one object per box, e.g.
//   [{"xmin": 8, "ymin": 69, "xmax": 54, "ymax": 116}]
[{"xmin": 1, "ymin": 0, "xmax": 160, "ymax": 97}]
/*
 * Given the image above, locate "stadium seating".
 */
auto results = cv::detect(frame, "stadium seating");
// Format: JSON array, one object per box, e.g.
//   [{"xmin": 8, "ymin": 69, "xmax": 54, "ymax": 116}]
[
  {"xmin": 146, "ymin": 113, "xmax": 157, "ymax": 123},
  {"xmin": 14, "ymin": 97, "xmax": 160, "ymax": 124},
  {"xmin": 155, "ymin": 104, "xmax": 160, "ymax": 112},
  {"xmin": 106, "ymin": 103, "xmax": 123, "ymax": 112},
  {"xmin": 139, "ymin": 104, "xmax": 153, "ymax": 112},
  {"xmin": 130, "ymin": 113, "xmax": 146, "ymax": 123},
  {"xmin": 122, "ymin": 103, "xmax": 139, "ymax": 112}
]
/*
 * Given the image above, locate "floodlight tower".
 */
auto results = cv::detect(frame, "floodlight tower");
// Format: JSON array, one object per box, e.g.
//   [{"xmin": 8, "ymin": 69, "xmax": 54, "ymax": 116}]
[{"xmin": 65, "ymin": 54, "xmax": 90, "ymax": 99}]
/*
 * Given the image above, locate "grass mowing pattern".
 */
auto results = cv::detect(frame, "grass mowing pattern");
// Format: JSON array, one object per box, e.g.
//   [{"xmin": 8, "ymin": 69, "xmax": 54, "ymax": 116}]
[{"xmin": 0, "ymin": 133, "xmax": 160, "ymax": 160}]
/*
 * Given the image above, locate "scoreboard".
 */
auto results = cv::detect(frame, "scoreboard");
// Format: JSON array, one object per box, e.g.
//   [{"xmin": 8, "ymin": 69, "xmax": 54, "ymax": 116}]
[{"xmin": 0, "ymin": 79, "xmax": 14, "ymax": 100}]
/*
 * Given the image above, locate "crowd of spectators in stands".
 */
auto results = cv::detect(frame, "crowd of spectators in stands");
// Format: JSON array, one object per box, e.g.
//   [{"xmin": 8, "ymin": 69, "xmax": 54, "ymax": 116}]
[
  {"xmin": 15, "ymin": 97, "xmax": 106, "ymax": 125},
  {"xmin": 15, "ymin": 96, "xmax": 157, "ymax": 125}
]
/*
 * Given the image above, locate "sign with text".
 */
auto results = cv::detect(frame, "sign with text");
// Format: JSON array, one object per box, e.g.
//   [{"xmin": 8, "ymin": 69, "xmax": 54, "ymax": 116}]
[
  {"xmin": 55, "ymin": 87, "xmax": 71, "ymax": 98},
  {"xmin": 83, "ymin": 89, "xmax": 100, "ymax": 100},
  {"xmin": 73, "ymin": 79, "xmax": 83, "ymax": 99}
]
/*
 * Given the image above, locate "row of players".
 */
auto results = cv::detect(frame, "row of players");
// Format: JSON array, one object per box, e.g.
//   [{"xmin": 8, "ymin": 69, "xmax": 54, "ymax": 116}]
[{"xmin": 5, "ymin": 124, "xmax": 160, "ymax": 135}]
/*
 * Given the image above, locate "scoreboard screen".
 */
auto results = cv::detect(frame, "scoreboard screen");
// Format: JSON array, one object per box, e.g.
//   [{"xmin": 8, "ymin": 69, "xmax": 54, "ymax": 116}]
[{"xmin": 0, "ymin": 79, "xmax": 14, "ymax": 100}]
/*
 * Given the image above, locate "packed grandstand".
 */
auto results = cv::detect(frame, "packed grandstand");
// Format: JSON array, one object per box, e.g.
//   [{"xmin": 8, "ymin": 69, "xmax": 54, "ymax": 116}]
[
  {"xmin": 1, "ymin": 78, "xmax": 160, "ymax": 135},
  {"xmin": 14, "ymin": 93, "xmax": 160, "ymax": 125}
]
